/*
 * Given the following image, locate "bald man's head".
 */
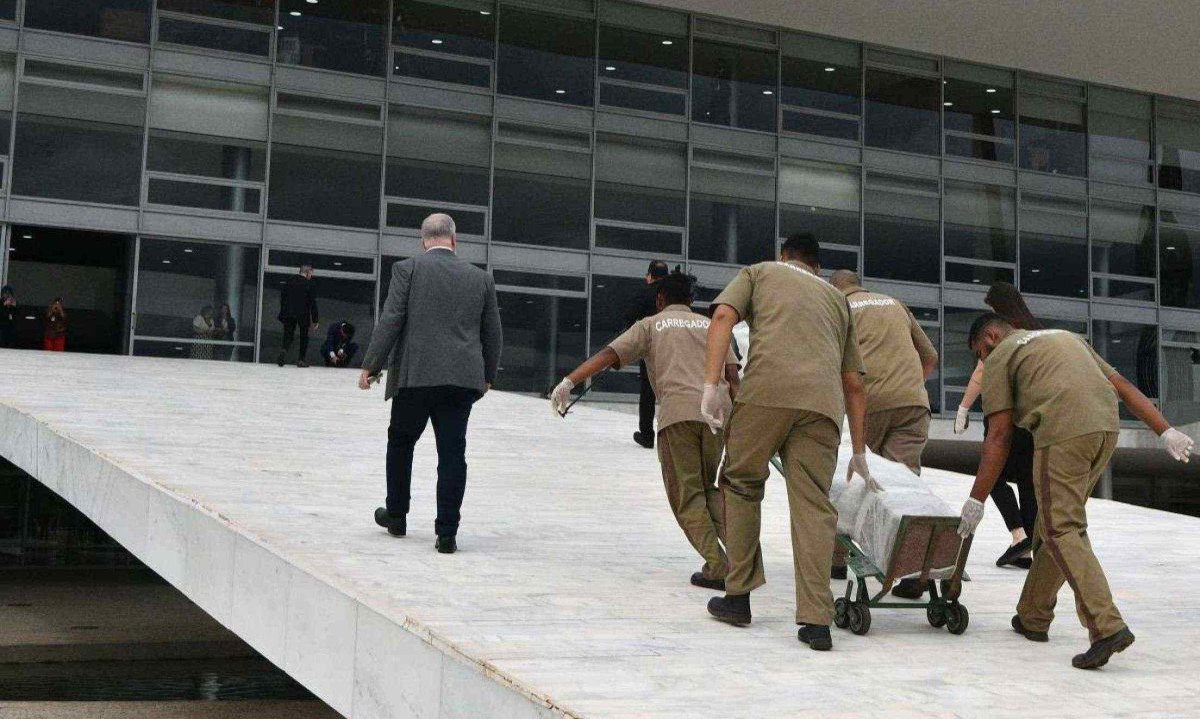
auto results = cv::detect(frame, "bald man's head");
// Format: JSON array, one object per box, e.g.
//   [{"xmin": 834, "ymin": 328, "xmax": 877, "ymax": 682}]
[{"xmin": 829, "ymin": 269, "xmax": 860, "ymax": 290}]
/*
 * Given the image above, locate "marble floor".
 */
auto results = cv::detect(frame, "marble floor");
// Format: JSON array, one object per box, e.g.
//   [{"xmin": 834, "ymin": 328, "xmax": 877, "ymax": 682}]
[{"xmin": 1, "ymin": 350, "xmax": 1197, "ymax": 719}]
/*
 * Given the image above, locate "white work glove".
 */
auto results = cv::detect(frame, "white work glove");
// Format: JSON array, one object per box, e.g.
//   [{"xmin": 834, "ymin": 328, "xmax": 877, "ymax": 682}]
[
  {"xmin": 329, "ymin": 352, "xmax": 338, "ymax": 361},
  {"xmin": 1161, "ymin": 427, "xmax": 1194, "ymax": 463},
  {"xmin": 549, "ymin": 378, "xmax": 574, "ymax": 417},
  {"xmin": 954, "ymin": 406, "xmax": 970, "ymax": 434},
  {"xmin": 846, "ymin": 453, "xmax": 883, "ymax": 493},
  {"xmin": 700, "ymin": 383, "xmax": 728, "ymax": 434},
  {"xmin": 957, "ymin": 498, "xmax": 985, "ymax": 538}
]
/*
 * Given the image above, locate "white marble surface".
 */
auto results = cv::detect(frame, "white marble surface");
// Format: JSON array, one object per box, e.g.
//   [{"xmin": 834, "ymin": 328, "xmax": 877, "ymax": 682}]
[{"xmin": 2, "ymin": 350, "xmax": 1199, "ymax": 719}]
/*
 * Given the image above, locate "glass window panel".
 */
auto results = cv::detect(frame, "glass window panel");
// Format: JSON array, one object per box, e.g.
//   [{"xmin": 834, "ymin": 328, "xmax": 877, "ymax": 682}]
[
  {"xmin": 134, "ymin": 239, "xmax": 260, "ymax": 357},
  {"xmin": 1088, "ymin": 87, "xmax": 1152, "ymax": 185},
  {"xmin": 495, "ymin": 291, "xmax": 587, "ymax": 393},
  {"xmin": 259, "ymin": 272, "xmax": 375, "ymax": 367},
  {"xmin": 1019, "ymin": 93, "xmax": 1086, "ymax": 176},
  {"xmin": 595, "ymin": 134, "xmax": 685, "ymax": 227},
  {"xmin": 386, "ymin": 106, "xmax": 490, "ymax": 206},
  {"xmin": 780, "ymin": 35, "xmax": 860, "ymax": 132},
  {"xmin": 148, "ymin": 178, "xmax": 262, "ymax": 214},
  {"xmin": 1163, "ymin": 342, "xmax": 1200, "ymax": 428},
  {"xmin": 1091, "ymin": 202, "xmax": 1155, "ymax": 301},
  {"xmin": 386, "ymin": 203, "xmax": 486, "ymax": 235},
  {"xmin": 1158, "ymin": 105, "xmax": 1200, "ymax": 194},
  {"xmin": 147, "ymin": 131, "xmax": 266, "ymax": 181},
  {"xmin": 156, "ymin": 17, "xmax": 272, "ymax": 57},
  {"xmin": 943, "ymin": 74, "xmax": 1015, "ymax": 163},
  {"xmin": 277, "ymin": 0, "xmax": 388, "ymax": 76},
  {"xmin": 864, "ymin": 68, "xmax": 939, "ymax": 155},
  {"xmin": 944, "ymin": 307, "xmax": 985, "ymax": 395},
  {"xmin": 689, "ymin": 150, "xmax": 776, "ymax": 264},
  {"xmin": 158, "ymin": 0, "xmax": 273, "ymax": 23},
  {"xmin": 150, "ymin": 77, "xmax": 269, "ymax": 141},
  {"xmin": 25, "ymin": 0, "xmax": 150, "ymax": 43},
  {"xmin": 0, "ymin": 56, "xmax": 13, "ymax": 155},
  {"xmin": 24, "ymin": 61, "xmax": 145, "ymax": 92},
  {"xmin": 134, "ymin": 339, "xmax": 254, "ymax": 361},
  {"xmin": 598, "ymin": 7, "xmax": 687, "ymax": 115},
  {"xmin": 12, "ymin": 83, "xmax": 145, "ymax": 206},
  {"xmin": 492, "ymin": 125, "xmax": 591, "ymax": 249},
  {"xmin": 0, "ymin": 0, "xmax": 13, "ymax": 20},
  {"xmin": 778, "ymin": 159, "xmax": 860, "ymax": 248},
  {"xmin": 598, "ymin": 83, "xmax": 685, "ymax": 116},
  {"xmin": 943, "ymin": 182, "xmax": 1015, "ymax": 262},
  {"xmin": 781, "ymin": 110, "xmax": 857, "ymax": 141},
  {"xmin": 493, "ymin": 269, "xmax": 585, "ymax": 292},
  {"xmin": 269, "ymin": 105, "xmax": 383, "ymax": 229},
  {"xmin": 589, "ymin": 273, "xmax": 645, "ymax": 394},
  {"xmin": 1160, "ymin": 216, "xmax": 1200, "ymax": 309},
  {"xmin": 497, "ymin": 8, "xmax": 594, "ymax": 106},
  {"xmin": 1093, "ymin": 320, "xmax": 1159, "ymax": 417},
  {"xmin": 594, "ymin": 225, "xmax": 682, "ymax": 255},
  {"xmin": 692, "ymin": 40, "xmax": 777, "ymax": 133},
  {"xmin": 379, "ymin": 254, "xmax": 407, "ymax": 308},
  {"xmin": 945, "ymin": 262, "xmax": 1014, "ymax": 287},
  {"xmin": 1019, "ymin": 194, "xmax": 1088, "ymax": 297},
  {"xmin": 863, "ymin": 173, "xmax": 940, "ymax": 283},
  {"xmin": 393, "ymin": 0, "xmax": 494, "ymax": 87},
  {"xmin": 269, "ymin": 250, "xmax": 374, "ymax": 274}
]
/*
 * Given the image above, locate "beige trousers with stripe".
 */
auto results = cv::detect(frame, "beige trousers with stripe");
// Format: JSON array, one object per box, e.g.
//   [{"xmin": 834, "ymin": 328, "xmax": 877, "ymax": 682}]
[{"xmin": 657, "ymin": 421, "xmax": 728, "ymax": 580}]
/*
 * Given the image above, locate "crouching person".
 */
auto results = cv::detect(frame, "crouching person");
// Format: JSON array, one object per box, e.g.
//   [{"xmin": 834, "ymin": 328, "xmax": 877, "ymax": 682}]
[{"xmin": 550, "ymin": 270, "xmax": 740, "ymax": 590}]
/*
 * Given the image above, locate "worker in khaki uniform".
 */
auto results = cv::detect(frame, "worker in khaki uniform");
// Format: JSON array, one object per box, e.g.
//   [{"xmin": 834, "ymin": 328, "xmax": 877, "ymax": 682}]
[
  {"xmin": 700, "ymin": 233, "xmax": 872, "ymax": 652},
  {"xmin": 829, "ymin": 270, "xmax": 939, "ymax": 598},
  {"xmin": 550, "ymin": 271, "xmax": 741, "ymax": 589},
  {"xmin": 958, "ymin": 314, "xmax": 1194, "ymax": 670}
]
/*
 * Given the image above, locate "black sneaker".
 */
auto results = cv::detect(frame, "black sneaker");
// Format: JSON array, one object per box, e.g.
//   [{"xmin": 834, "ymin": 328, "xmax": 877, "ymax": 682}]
[
  {"xmin": 1011, "ymin": 614, "xmax": 1048, "ymax": 642},
  {"xmin": 276, "ymin": 350, "xmax": 286, "ymax": 367},
  {"xmin": 891, "ymin": 578, "xmax": 925, "ymax": 599},
  {"xmin": 1072, "ymin": 628, "xmax": 1135, "ymax": 670},
  {"xmin": 373, "ymin": 507, "xmax": 406, "ymax": 537},
  {"xmin": 830, "ymin": 565, "xmax": 847, "ymax": 581},
  {"xmin": 797, "ymin": 624, "xmax": 833, "ymax": 651},
  {"xmin": 436, "ymin": 536, "xmax": 457, "ymax": 554},
  {"xmin": 633, "ymin": 431, "xmax": 654, "ymax": 449},
  {"xmin": 690, "ymin": 572, "xmax": 725, "ymax": 591},
  {"xmin": 707, "ymin": 594, "xmax": 751, "ymax": 626},
  {"xmin": 997, "ymin": 537, "xmax": 1033, "ymax": 567}
]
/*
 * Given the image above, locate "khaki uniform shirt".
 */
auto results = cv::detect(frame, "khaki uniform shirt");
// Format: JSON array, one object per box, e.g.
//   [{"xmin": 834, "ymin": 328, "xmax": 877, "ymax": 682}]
[
  {"xmin": 982, "ymin": 329, "xmax": 1120, "ymax": 448},
  {"xmin": 609, "ymin": 304, "xmax": 737, "ymax": 431},
  {"xmin": 714, "ymin": 261, "xmax": 864, "ymax": 426},
  {"xmin": 843, "ymin": 286, "xmax": 937, "ymax": 412}
]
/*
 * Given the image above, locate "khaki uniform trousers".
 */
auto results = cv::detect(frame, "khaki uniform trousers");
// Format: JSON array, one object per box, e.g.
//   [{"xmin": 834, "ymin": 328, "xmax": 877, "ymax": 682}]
[
  {"xmin": 721, "ymin": 403, "xmax": 840, "ymax": 625},
  {"xmin": 865, "ymin": 405, "xmax": 931, "ymax": 474},
  {"xmin": 657, "ymin": 421, "xmax": 728, "ymax": 580},
  {"xmin": 1017, "ymin": 431, "xmax": 1126, "ymax": 642}
]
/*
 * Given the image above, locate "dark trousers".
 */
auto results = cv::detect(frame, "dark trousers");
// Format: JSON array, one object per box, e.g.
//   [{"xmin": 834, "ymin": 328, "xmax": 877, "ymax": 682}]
[
  {"xmin": 986, "ymin": 418, "xmax": 1038, "ymax": 535},
  {"xmin": 638, "ymin": 361, "xmax": 656, "ymax": 436},
  {"xmin": 0, "ymin": 323, "xmax": 14, "ymax": 348},
  {"xmin": 280, "ymin": 318, "xmax": 310, "ymax": 361},
  {"xmin": 386, "ymin": 385, "xmax": 476, "ymax": 537},
  {"xmin": 323, "ymin": 343, "xmax": 359, "ymax": 367}
]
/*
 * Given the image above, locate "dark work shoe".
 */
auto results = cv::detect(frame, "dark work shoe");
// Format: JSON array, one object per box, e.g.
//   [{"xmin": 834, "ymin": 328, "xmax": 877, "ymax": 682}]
[
  {"xmin": 276, "ymin": 351, "xmax": 286, "ymax": 367},
  {"xmin": 797, "ymin": 624, "xmax": 833, "ymax": 651},
  {"xmin": 633, "ymin": 431, "xmax": 654, "ymax": 449},
  {"xmin": 373, "ymin": 507, "xmax": 406, "ymax": 537},
  {"xmin": 690, "ymin": 572, "xmax": 725, "ymax": 591},
  {"xmin": 1072, "ymin": 628, "xmax": 1135, "ymax": 670},
  {"xmin": 997, "ymin": 537, "xmax": 1033, "ymax": 567},
  {"xmin": 297, "ymin": 360, "xmax": 309, "ymax": 368},
  {"xmin": 891, "ymin": 578, "xmax": 926, "ymax": 599},
  {"xmin": 707, "ymin": 594, "xmax": 751, "ymax": 626},
  {"xmin": 1012, "ymin": 557, "xmax": 1033, "ymax": 570},
  {"xmin": 436, "ymin": 536, "xmax": 457, "ymax": 554},
  {"xmin": 1012, "ymin": 614, "xmax": 1048, "ymax": 642},
  {"xmin": 830, "ymin": 565, "xmax": 847, "ymax": 581}
]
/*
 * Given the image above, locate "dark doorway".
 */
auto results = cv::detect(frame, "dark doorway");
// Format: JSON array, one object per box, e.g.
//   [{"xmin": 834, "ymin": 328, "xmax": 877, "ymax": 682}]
[{"xmin": 4, "ymin": 226, "xmax": 134, "ymax": 354}]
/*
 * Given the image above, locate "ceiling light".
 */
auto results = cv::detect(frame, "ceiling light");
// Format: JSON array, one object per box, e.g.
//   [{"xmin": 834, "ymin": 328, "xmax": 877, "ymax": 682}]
[
  {"xmin": 1166, "ymin": 246, "xmax": 1177, "ymax": 250},
  {"xmin": 162, "ymin": 260, "xmax": 172, "ymax": 264},
  {"xmin": 1112, "ymin": 339, "xmax": 1122, "ymax": 343},
  {"xmin": 431, "ymin": 38, "xmax": 443, "ymax": 44},
  {"xmin": 824, "ymin": 67, "xmax": 835, "ymax": 72},
  {"xmin": 24, "ymin": 315, "xmax": 35, "ymax": 320},
  {"xmin": 991, "ymin": 109, "xmax": 1001, "ymax": 114},
  {"xmin": 762, "ymin": 89, "xmax": 774, "ymax": 95},
  {"xmin": 289, "ymin": 11, "xmax": 301, "ymax": 16},
  {"xmin": 986, "ymin": 88, "xmax": 997, "ymax": 93},
  {"xmin": 22, "ymin": 234, "xmax": 31, "ymax": 239},
  {"xmin": 333, "ymin": 261, "xmax": 343, "ymax": 266},
  {"xmin": 1031, "ymin": 268, "xmax": 1041, "ymax": 273},
  {"xmin": 183, "ymin": 248, "xmax": 193, "ymax": 253},
  {"xmin": 943, "ymin": 101, "xmax": 953, "ymax": 106},
  {"xmin": 277, "ymin": 25, "xmax": 284, "ymax": 30},
  {"xmin": 555, "ymin": 89, "xmax": 566, "ymax": 94},
  {"xmin": 306, "ymin": 0, "xmax": 318, "ymax": 4},
  {"xmin": 480, "ymin": 10, "xmax": 492, "ymax": 15},
  {"xmin": 604, "ymin": 65, "xmax": 615, "ymax": 71},
  {"xmin": 661, "ymin": 40, "xmax": 674, "ymax": 45}
]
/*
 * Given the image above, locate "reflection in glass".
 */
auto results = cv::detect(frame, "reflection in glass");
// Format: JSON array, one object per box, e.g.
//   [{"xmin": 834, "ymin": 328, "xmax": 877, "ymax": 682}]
[
  {"xmin": 865, "ymin": 69, "xmax": 940, "ymax": 155},
  {"xmin": 1091, "ymin": 202, "xmax": 1155, "ymax": 302},
  {"xmin": 259, "ymin": 272, "xmax": 375, "ymax": 367},
  {"xmin": 393, "ymin": 0, "xmax": 494, "ymax": 88},
  {"xmin": 495, "ymin": 291, "xmax": 586, "ymax": 393},
  {"xmin": 498, "ymin": 9, "xmax": 594, "ymax": 106},
  {"xmin": 1093, "ymin": 320, "xmax": 1159, "ymax": 418},
  {"xmin": 157, "ymin": 0, "xmax": 275, "ymax": 56},
  {"xmin": 943, "ymin": 74, "xmax": 1014, "ymax": 163},
  {"xmin": 1089, "ymin": 87, "xmax": 1152, "ymax": 185},
  {"xmin": 0, "ymin": 56, "xmax": 13, "ymax": 156},
  {"xmin": 1160, "ymin": 212, "xmax": 1200, "ymax": 309},
  {"xmin": 492, "ymin": 125, "xmax": 591, "ymax": 249},
  {"xmin": 778, "ymin": 159, "xmax": 860, "ymax": 250},
  {"xmin": 277, "ymin": 0, "xmax": 387, "ymax": 76},
  {"xmin": 689, "ymin": 150, "xmax": 776, "ymax": 264},
  {"xmin": 598, "ymin": 24, "xmax": 687, "ymax": 115},
  {"xmin": 25, "ymin": 0, "xmax": 150, "ymax": 43},
  {"xmin": 1158, "ymin": 103, "xmax": 1200, "ymax": 194},
  {"xmin": 863, "ymin": 173, "xmax": 940, "ymax": 283},
  {"xmin": 1019, "ymin": 94, "xmax": 1086, "ymax": 176},
  {"xmin": 692, "ymin": 41, "xmax": 777, "ymax": 133},
  {"xmin": 0, "ymin": 0, "xmax": 13, "ymax": 20},
  {"xmin": 594, "ymin": 134, "xmax": 685, "ymax": 255},
  {"xmin": 943, "ymin": 307, "xmax": 985, "ymax": 399},
  {"xmin": 589, "ymin": 274, "xmax": 645, "ymax": 394},
  {"xmin": 1019, "ymin": 194, "xmax": 1088, "ymax": 297},
  {"xmin": 943, "ymin": 182, "xmax": 1015, "ymax": 280},
  {"xmin": 1162, "ymin": 330, "xmax": 1200, "ymax": 427},
  {"xmin": 780, "ymin": 35, "xmax": 860, "ymax": 141}
]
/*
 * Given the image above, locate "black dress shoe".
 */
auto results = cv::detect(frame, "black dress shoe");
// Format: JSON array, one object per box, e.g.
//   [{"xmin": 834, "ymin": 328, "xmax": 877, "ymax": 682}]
[
  {"xmin": 891, "ymin": 577, "xmax": 925, "ymax": 599},
  {"xmin": 830, "ymin": 565, "xmax": 847, "ymax": 581},
  {"xmin": 707, "ymin": 594, "xmax": 751, "ymax": 626},
  {"xmin": 1011, "ymin": 557, "xmax": 1033, "ymax": 570},
  {"xmin": 436, "ymin": 536, "xmax": 457, "ymax": 554},
  {"xmin": 1011, "ymin": 614, "xmax": 1048, "ymax": 642},
  {"xmin": 633, "ymin": 431, "xmax": 655, "ymax": 449},
  {"xmin": 1072, "ymin": 628, "xmax": 1135, "ymax": 670},
  {"xmin": 373, "ymin": 507, "xmax": 406, "ymax": 537},
  {"xmin": 797, "ymin": 624, "xmax": 833, "ymax": 651},
  {"xmin": 997, "ymin": 537, "xmax": 1033, "ymax": 567},
  {"xmin": 690, "ymin": 572, "xmax": 725, "ymax": 591}
]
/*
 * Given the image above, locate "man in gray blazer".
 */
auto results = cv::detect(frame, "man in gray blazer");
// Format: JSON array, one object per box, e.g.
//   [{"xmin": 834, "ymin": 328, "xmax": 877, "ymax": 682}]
[{"xmin": 359, "ymin": 213, "xmax": 502, "ymax": 554}]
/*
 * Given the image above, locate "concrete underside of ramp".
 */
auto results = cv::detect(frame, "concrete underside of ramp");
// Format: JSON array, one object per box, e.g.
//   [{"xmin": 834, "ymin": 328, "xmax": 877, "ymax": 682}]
[{"xmin": 1, "ymin": 350, "xmax": 1198, "ymax": 719}]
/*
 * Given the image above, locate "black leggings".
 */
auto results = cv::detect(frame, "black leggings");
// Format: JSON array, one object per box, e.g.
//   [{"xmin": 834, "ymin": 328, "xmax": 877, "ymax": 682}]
[{"xmin": 984, "ymin": 417, "xmax": 1038, "ymax": 536}]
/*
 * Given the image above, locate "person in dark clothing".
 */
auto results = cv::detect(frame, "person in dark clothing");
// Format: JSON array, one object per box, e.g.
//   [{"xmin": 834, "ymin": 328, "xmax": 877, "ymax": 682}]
[
  {"xmin": 321, "ymin": 321, "xmax": 358, "ymax": 367},
  {"xmin": 276, "ymin": 265, "xmax": 318, "ymax": 368},
  {"xmin": 0, "ymin": 285, "xmax": 16, "ymax": 348},
  {"xmin": 626, "ymin": 259, "xmax": 669, "ymax": 448}
]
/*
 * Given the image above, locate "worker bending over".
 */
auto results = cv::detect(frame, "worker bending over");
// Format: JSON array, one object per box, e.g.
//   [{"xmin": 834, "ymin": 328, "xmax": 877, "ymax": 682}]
[
  {"xmin": 701, "ymin": 233, "xmax": 871, "ymax": 652},
  {"xmin": 550, "ymin": 270, "xmax": 740, "ymax": 590},
  {"xmin": 957, "ymin": 314, "xmax": 1194, "ymax": 669}
]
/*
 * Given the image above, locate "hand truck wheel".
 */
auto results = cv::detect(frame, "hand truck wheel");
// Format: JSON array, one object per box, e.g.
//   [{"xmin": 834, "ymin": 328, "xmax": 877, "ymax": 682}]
[
  {"xmin": 848, "ymin": 602, "xmax": 872, "ymax": 636},
  {"xmin": 945, "ymin": 602, "xmax": 969, "ymax": 635},
  {"xmin": 926, "ymin": 603, "xmax": 947, "ymax": 628},
  {"xmin": 833, "ymin": 597, "xmax": 851, "ymax": 629}
]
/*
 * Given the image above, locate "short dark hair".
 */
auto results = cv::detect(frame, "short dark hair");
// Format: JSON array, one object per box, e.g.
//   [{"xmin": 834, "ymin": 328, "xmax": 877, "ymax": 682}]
[
  {"xmin": 780, "ymin": 233, "xmax": 819, "ymax": 266},
  {"xmin": 967, "ymin": 312, "xmax": 1012, "ymax": 351},
  {"xmin": 656, "ymin": 269, "xmax": 696, "ymax": 306},
  {"xmin": 647, "ymin": 260, "xmax": 669, "ymax": 279}
]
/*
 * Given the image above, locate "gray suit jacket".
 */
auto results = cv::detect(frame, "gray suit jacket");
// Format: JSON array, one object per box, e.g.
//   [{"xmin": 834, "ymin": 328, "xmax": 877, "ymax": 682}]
[{"xmin": 363, "ymin": 249, "xmax": 502, "ymax": 400}]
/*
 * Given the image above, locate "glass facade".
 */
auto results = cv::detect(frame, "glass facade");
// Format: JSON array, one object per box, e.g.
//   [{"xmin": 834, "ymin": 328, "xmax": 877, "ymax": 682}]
[{"xmin": 0, "ymin": 0, "xmax": 1195, "ymax": 433}]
